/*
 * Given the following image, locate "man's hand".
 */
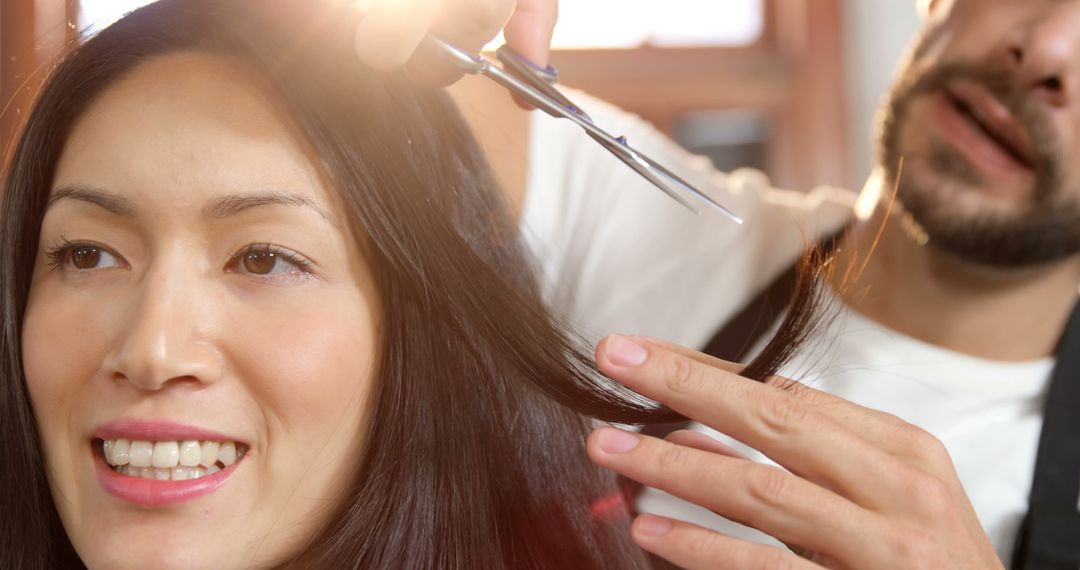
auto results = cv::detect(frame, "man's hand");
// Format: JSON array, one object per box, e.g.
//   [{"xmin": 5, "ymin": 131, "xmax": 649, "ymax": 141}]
[
  {"xmin": 587, "ymin": 335, "xmax": 1004, "ymax": 570},
  {"xmin": 353, "ymin": 0, "xmax": 557, "ymax": 87}
]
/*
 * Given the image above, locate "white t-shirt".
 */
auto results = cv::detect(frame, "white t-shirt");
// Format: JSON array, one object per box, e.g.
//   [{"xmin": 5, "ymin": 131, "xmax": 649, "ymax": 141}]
[{"xmin": 519, "ymin": 92, "xmax": 1053, "ymax": 563}]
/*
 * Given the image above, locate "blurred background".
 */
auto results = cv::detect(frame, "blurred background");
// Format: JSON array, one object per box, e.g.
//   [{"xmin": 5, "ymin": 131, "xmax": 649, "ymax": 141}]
[{"xmin": 0, "ymin": 0, "xmax": 919, "ymax": 192}]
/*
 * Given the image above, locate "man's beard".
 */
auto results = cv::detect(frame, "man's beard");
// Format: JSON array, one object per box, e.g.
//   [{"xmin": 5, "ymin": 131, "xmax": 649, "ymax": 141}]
[{"xmin": 878, "ymin": 62, "xmax": 1080, "ymax": 268}]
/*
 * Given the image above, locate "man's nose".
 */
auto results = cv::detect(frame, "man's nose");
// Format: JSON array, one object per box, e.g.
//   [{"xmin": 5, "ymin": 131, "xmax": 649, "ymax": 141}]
[
  {"xmin": 1005, "ymin": 6, "xmax": 1080, "ymax": 108},
  {"xmin": 103, "ymin": 266, "xmax": 223, "ymax": 392}
]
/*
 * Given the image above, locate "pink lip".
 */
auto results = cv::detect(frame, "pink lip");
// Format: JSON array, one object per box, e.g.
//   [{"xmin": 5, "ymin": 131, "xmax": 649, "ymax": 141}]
[
  {"xmin": 92, "ymin": 420, "xmax": 247, "ymax": 507},
  {"xmin": 94, "ymin": 419, "xmax": 244, "ymax": 443},
  {"xmin": 94, "ymin": 449, "xmax": 241, "ymax": 507}
]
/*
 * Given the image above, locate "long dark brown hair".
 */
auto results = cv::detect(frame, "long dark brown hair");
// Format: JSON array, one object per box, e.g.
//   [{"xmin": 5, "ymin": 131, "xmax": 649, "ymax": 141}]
[{"xmin": 0, "ymin": 1, "xmax": 823, "ymax": 567}]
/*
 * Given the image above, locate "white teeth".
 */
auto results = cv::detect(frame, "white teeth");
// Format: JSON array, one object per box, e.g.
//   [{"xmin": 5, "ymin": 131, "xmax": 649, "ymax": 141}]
[
  {"xmin": 114, "ymin": 464, "xmax": 210, "ymax": 481},
  {"xmin": 152, "ymin": 441, "xmax": 180, "ymax": 468},
  {"xmin": 179, "ymin": 440, "xmax": 200, "ymax": 467},
  {"xmin": 219, "ymin": 442, "xmax": 237, "ymax": 467},
  {"xmin": 128, "ymin": 441, "xmax": 153, "ymax": 468},
  {"xmin": 102, "ymin": 438, "xmax": 247, "ymax": 477},
  {"xmin": 112, "ymin": 439, "xmax": 130, "ymax": 466},
  {"xmin": 199, "ymin": 441, "xmax": 220, "ymax": 468}
]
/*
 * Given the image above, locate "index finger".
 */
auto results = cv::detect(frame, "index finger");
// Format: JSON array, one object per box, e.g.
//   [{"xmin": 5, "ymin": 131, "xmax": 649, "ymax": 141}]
[
  {"xmin": 609, "ymin": 335, "xmax": 987, "ymax": 550},
  {"xmin": 502, "ymin": 0, "xmax": 557, "ymax": 67},
  {"xmin": 638, "ymin": 337, "xmax": 946, "ymax": 468},
  {"xmin": 596, "ymin": 335, "xmax": 918, "ymax": 511},
  {"xmin": 354, "ymin": 0, "xmax": 447, "ymax": 72}
]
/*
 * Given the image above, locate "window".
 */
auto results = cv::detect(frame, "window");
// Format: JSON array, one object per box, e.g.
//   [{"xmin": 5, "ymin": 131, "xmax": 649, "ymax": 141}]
[
  {"xmin": 551, "ymin": 0, "xmax": 763, "ymax": 49},
  {"xmin": 77, "ymin": 0, "xmax": 158, "ymax": 33},
  {"xmin": 80, "ymin": 0, "xmax": 762, "ymax": 50}
]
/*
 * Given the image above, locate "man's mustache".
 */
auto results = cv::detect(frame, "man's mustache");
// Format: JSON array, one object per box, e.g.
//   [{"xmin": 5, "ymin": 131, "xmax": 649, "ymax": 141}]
[{"xmin": 899, "ymin": 63, "xmax": 1058, "ymax": 176}]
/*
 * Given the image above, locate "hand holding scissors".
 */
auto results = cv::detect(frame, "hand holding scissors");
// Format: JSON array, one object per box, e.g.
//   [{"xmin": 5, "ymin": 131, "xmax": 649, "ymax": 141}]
[{"xmin": 353, "ymin": 0, "xmax": 557, "ymax": 87}]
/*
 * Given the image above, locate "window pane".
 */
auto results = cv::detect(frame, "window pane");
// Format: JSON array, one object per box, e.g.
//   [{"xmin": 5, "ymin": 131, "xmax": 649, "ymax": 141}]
[
  {"xmin": 80, "ymin": 0, "xmax": 764, "ymax": 49},
  {"xmin": 551, "ymin": 0, "xmax": 764, "ymax": 49},
  {"xmin": 78, "ymin": 0, "xmax": 158, "ymax": 33}
]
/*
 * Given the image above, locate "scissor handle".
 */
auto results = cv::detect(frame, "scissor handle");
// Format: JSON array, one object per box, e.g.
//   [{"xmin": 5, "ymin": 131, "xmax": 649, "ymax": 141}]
[{"xmin": 494, "ymin": 45, "xmax": 558, "ymax": 84}]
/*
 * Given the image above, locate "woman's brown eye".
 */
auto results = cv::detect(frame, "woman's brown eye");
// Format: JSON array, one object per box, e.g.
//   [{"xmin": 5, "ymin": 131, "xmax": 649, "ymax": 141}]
[
  {"xmin": 71, "ymin": 247, "xmax": 103, "ymax": 269},
  {"xmin": 243, "ymin": 251, "xmax": 278, "ymax": 275},
  {"xmin": 232, "ymin": 245, "xmax": 310, "ymax": 278}
]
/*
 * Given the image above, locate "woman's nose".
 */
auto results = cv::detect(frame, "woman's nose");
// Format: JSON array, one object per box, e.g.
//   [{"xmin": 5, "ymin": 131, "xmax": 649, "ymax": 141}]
[
  {"xmin": 102, "ymin": 267, "xmax": 223, "ymax": 391},
  {"xmin": 1004, "ymin": 6, "xmax": 1080, "ymax": 108}
]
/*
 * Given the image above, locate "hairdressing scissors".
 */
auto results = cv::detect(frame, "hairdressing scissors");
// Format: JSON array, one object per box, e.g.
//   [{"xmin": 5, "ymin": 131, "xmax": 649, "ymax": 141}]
[{"xmin": 426, "ymin": 36, "xmax": 743, "ymax": 223}]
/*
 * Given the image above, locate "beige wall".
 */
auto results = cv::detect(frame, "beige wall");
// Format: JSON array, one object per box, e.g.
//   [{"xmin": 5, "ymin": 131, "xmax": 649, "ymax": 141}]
[{"xmin": 842, "ymin": 1, "xmax": 921, "ymax": 186}]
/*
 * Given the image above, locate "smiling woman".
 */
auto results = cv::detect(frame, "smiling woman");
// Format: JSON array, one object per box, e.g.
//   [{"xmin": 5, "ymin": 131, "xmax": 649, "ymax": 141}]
[
  {"xmin": 0, "ymin": 0, "xmax": 817, "ymax": 568},
  {"xmin": 0, "ymin": 1, "xmax": 666, "ymax": 567}
]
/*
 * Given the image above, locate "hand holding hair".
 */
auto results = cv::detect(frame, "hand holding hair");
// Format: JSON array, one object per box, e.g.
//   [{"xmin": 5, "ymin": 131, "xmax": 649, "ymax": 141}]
[
  {"xmin": 587, "ymin": 335, "xmax": 1004, "ymax": 570},
  {"xmin": 353, "ymin": 0, "xmax": 557, "ymax": 87}
]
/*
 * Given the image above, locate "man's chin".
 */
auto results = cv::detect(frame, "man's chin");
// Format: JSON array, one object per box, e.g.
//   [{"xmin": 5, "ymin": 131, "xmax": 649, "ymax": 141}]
[
  {"xmin": 889, "ymin": 164, "xmax": 1080, "ymax": 267},
  {"xmin": 896, "ymin": 158, "xmax": 1036, "ymax": 221}
]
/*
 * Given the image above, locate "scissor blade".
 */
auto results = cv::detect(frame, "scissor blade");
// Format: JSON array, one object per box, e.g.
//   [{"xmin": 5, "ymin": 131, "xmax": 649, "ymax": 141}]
[
  {"xmin": 627, "ymin": 150, "xmax": 745, "ymax": 224},
  {"xmin": 488, "ymin": 63, "xmax": 743, "ymax": 221},
  {"xmin": 589, "ymin": 134, "xmax": 699, "ymax": 214},
  {"xmin": 425, "ymin": 36, "xmax": 743, "ymax": 223}
]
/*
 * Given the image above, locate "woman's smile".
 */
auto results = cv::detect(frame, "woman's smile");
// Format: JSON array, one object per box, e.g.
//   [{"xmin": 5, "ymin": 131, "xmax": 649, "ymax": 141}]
[
  {"xmin": 21, "ymin": 52, "xmax": 381, "ymax": 568},
  {"xmin": 3, "ymin": 1, "xmax": 666, "ymax": 567},
  {"xmin": 91, "ymin": 420, "xmax": 249, "ymax": 506}
]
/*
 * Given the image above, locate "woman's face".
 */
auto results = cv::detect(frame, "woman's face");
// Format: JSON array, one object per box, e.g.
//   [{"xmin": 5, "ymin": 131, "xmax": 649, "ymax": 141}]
[{"xmin": 21, "ymin": 53, "xmax": 381, "ymax": 568}]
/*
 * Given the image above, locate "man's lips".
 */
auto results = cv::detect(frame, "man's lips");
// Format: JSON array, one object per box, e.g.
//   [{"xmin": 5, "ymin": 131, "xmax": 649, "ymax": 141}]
[{"xmin": 943, "ymin": 82, "xmax": 1036, "ymax": 170}]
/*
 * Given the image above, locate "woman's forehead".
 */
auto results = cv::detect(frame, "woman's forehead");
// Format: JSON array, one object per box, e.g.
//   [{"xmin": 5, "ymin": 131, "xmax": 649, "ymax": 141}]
[{"xmin": 51, "ymin": 52, "xmax": 336, "ymax": 221}]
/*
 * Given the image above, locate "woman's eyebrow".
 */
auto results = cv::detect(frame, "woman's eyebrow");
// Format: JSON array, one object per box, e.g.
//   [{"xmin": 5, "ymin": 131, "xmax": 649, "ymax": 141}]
[
  {"xmin": 48, "ymin": 185, "xmax": 135, "ymax": 217},
  {"xmin": 46, "ymin": 185, "xmax": 329, "ymax": 222},
  {"xmin": 204, "ymin": 192, "xmax": 330, "ymax": 222}
]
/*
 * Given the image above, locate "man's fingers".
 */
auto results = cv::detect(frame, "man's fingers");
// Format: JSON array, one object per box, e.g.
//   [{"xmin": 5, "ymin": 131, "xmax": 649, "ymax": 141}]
[
  {"xmin": 633, "ymin": 336, "xmax": 972, "ymax": 507},
  {"xmin": 635, "ymin": 336, "xmax": 909, "ymax": 449},
  {"xmin": 355, "ymin": 0, "xmax": 518, "ymax": 86},
  {"xmin": 502, "ymin": 0, "xmax": 557, "ymax": 67},
  {"xmin": 630, "ymin": 514, "xmax": 825, "ymax": 570},
  {"xmin": 635, "ymin": 336, "xmax": 746, "ymax": 375},
  {"xmin": 355, "ymin": 0, "xmax": 446, "ymax": 72},
  {"xmin": 598, "ymin": 335, "xmax": 916, "ymax": 512},
  {"xmin": 664, "ymin": 429, "xmax": 749, "ymax": 461},
  {"xmin": 587, "ymin": 428, "xmax": 888, "ymax": 566},
  {"xmin": 405, "ymin": 0, "xmax": 518, "ymax": 86}
]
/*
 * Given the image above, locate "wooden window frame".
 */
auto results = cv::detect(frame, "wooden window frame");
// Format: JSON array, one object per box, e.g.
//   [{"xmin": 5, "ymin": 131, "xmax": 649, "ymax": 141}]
[
  {"xmin": 549, "ymin": 0, "xmax": 850, "ymax": 191},
  {"xmin": 1, "ymin": 0, "xmax": 79, "ymax": 160},
  {"xmin": 4, "ymin": 1, "xmax": 849, "ymax": 191}
]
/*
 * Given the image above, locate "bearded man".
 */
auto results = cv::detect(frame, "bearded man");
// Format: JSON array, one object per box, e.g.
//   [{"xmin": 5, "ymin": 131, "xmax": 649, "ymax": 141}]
[{"xmin": 355, "ymin": 0, "xmax": 1080, "ymax": 567}]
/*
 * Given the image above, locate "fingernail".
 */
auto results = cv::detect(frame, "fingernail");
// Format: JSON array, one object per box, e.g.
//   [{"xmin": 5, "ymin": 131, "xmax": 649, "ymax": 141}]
[
  {"xmin": 636, "ymin": 515, "xmax": 673, "ymax": 537},
  {"xmin": 597, "ymin": 428, "xmax": 640, "ymax": 454},
  {"xmin": 605, "ymin": 335, "xmax": 648, "ymax": 367}
]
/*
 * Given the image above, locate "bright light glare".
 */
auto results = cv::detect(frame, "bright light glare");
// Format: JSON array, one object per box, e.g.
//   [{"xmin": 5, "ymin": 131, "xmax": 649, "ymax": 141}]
[
  {"xmin": 81, "ymin": 0, "xmax": 762, "ymax": 50},
  {"xmin": 78, "ymin": 0, "xmax": 159, "ymax": 33},
  {"xmin": 551, "ymin": 0, "xmax": 763, "ymax": 49}
]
